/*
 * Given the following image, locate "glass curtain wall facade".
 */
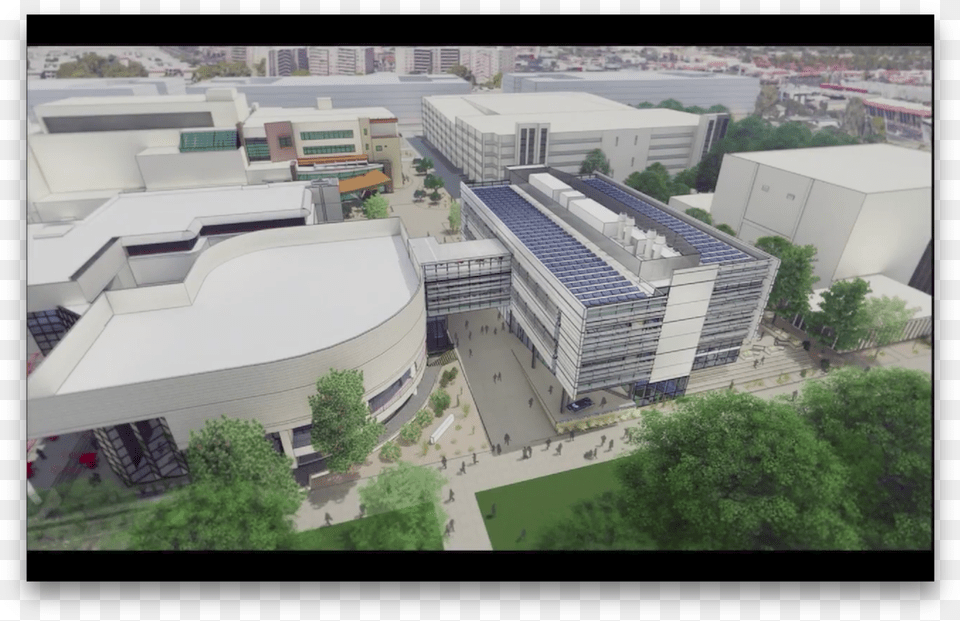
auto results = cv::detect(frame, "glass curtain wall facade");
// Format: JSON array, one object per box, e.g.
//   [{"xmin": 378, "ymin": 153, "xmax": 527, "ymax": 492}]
[
  {"xmin": 93, "ymin": 417, "xmax": 189, "ymax": 490},
  {"xmin": 27, "ymin": 306, "xmax": 82, "ymax": 356}
]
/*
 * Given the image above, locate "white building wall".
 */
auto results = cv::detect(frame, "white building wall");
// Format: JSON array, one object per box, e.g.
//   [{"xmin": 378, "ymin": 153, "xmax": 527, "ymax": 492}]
[
  {"xmin": 791, "ymin": 181, "xmax": 866, "ymax": 285},
  {"xmin": 742, "ymin": 167, "xmax": 813, "ymax": 239},
  {"xmin": 835, "ymin": 187, "xmax": 931, "ymax": 286},
  {"xmin": 137, "ymin": 148, "xmax": 249, "ymax": 191},
  {"xmin": 709, "ymin": 154, "xmax": 759, "ymax": 231},
  {"xmin": 30, "ymin": 130, "xmax": 181, "ymax": 193}
]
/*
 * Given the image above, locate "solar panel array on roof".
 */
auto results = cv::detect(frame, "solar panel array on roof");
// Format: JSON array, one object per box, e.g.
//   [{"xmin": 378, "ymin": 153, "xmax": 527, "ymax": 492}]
[
  {"xmin": 581, "ymin": 179, "xmax": 752, "ymax": 265},
  {"xmin": 472, "ymin": 186, "xmax": 646, "ymax": 307}
]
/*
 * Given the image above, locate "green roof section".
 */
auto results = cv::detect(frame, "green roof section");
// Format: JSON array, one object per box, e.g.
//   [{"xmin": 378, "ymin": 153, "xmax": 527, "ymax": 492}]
[{"xmin": 179, "ymin": 130, "xmax": 239, "ymax": 153}]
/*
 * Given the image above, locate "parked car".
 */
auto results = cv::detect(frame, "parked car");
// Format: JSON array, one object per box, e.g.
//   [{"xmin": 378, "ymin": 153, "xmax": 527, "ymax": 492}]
[{"xmin": 566, "ymin": 397, "xmax": 594, "ymax": 412}]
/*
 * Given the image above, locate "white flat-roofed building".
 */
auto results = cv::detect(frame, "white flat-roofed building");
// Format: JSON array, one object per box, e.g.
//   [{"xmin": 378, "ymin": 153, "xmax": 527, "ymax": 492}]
[
  {"xmin": 710, "ymin": 144, "xmax": 932, "ymax": 292},
  {"xmin": 795, "ymin": 273, "xmax": 932, "ymax": 351},
  {"xmin": 186, "ymin": 74, "xmax": 471, "ymax": 128},
  {"xmin": 28, "ymin": 218, "xmax": 427, "ymax": 487},
  {"xmin": 668, "ymin": 192, "xmax": 715, "ymax": 214},
  {"xmin": 502, "ymin": 71, "xmax": 761, "ymax": 118},
  {"xmin": 422, "ymin": 91, "xmax": 728, "ymax": 182},
  {"xmin": 27, "ymin": 77, "xmax": 188, "ymax": 122}
]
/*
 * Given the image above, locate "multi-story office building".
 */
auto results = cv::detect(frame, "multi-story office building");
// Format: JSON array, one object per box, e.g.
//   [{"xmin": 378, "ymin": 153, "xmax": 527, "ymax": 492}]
[
  {"xmin": 422, "ymin": 91, "xmax": 729, "ymax": 182},
  {"xmin": 186, "ymin": 74, "xmax": 471, "ymax": 128},
  {"xmin": 395, "ymin": 47, "xmax": 462, "ymax": 75},
  {"xmin": 28, "ymin": 89, "xmax": 400, "ymax": 222},
  {"xmin": 459, "ymin": 166, "xmax": 777, "ymax": 406},
  {"xmin": 709, "ymin": 144, "xmax": 932, "ymax": 294},
  {"xmin": 502, "ymin": 71, "xmax": 761, "ymax": 119},
  {"xmin": 268, "ymin": 48, "xmax": 298, "ymax": 76},
  {"xmin": 336, "ymin": 47, "xmax": 375, "ymax": 75}
]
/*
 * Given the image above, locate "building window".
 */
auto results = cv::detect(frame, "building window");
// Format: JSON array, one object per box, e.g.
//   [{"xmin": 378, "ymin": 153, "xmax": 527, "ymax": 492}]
[
  {"xmin": 376, "ymin": 145, "xmax": 383, "ymax": 152},
  {"xmin": 179, "ymin": 130, "xmax": 238, "ymax": 153},
  {"xmin": 363, "ymin": 128, "xmax": 368, "ymax": 135},
  {"xmin": 303, "ymin": 144, "xmax": 355, "ymax": 155},
  {"xmin": 300, "ymin": 130, "xmax": 354, "ymax": 141},
  {"xmin": 278, "ymin": 136, "xmax": 293, "ymax": 148}
]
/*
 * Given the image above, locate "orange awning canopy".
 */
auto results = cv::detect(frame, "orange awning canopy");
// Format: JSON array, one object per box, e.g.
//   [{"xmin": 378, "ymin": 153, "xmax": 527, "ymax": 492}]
[{"xmin": 338, "ymin": 170, "xmax": 391, "ymax": 194}]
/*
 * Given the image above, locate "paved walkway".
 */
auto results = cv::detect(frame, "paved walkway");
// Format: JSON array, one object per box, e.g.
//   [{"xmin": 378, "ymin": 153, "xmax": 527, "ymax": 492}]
[
  {"xmin": 293, "ymin": 420, "xmax": 639, "ymax": 550},
  {"xmin": 448, "ymin": 308, "xmax": 557, "ymax": 453},
  {"xmin": 404, "ymin": 135, "xmax": 465, "ymax": 199}
]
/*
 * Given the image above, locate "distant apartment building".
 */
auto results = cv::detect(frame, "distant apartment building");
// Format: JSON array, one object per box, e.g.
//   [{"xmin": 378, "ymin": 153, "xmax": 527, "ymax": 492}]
[
  {"xmin": 268, "ymin": 47, "xmax": 373, "ymax": 77},
  {"xmin": 395, "ymin": 47, "xmax": 515, "ymax": 82},
  {"xmin": 422, "ymin": 91, "xmax": 729, "ymax": 183}
]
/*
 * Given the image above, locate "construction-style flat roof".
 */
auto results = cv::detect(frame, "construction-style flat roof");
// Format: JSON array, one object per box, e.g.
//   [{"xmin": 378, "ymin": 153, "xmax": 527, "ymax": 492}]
[
  {"xmin": 408, "ymin": 236, "xmax": 510, "ymax": 264},
  {"xmin": 508, "ymin": 70, "xmax": 755, "ymax": 82},
  {"xmin": 56, "ymin": 232, "xmax": 420, "ymax": 394},
  {"xmin": 192, "ymin": 74, "xmax": 467, "ymax": 88},
  {"xmin": 729, "ymin": 144, "xmax": 932, "ymax": 194},
  {"xmin": 243, "ymin": 105, "xmax": 397, "ymax": 128},
  {"xmin": 426, "ymin": 91, "xmax": 701, "ymax": 134},
  {"xmin": 28, "ymin": 183, "xmax": 311, "ymax": 286}
]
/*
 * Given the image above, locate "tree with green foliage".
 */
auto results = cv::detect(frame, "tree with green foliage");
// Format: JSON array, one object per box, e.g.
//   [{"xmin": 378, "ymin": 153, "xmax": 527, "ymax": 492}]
[
  {"xmin": 255, "ymin": 58, "xmax": 266, "ymax": 76},
  {"xmin": 536, "ymin": 491, "xmax": 654, "ymax": 550},
  {"xmin": 415, "ymin": 158, "xmax": 434, "ymax": 175},
  {"xmin": 414, "ymin": 409, "xmax": 434, "ymax": 429},
  {"xmin": 57, "ymin": 52, "xmax": 148, "ymax": 79},
  {"xmin": 673, "ymin": 165, "xmax": 699, "ymax": 190},
  {"xmin": 291, "ymin": 69, "xmax": 312, "ymax": 76},
  {"xmin": 684, "ymin": 208, "xmax": 713, "ymax": 226},
  {"xmin": 348, "ymin": 461, "xmax": 448, "ymax": 550},
  {"xmin": 716, "ymin": 223, "xmax": 737, "ymax": 237},
  {"xmin": 448, "ymin": 64, "xmax": 476, "ymax": 86},
  {"xmin": 430, "ymin": 389, "xmax": 451, "ymax": 417},
  {"xmin": 309, "ymin": 368, "xmax": 385, "ymax": 474},
  {"xmin": 413, "ymin": 189, "xmax": 427, "ymax": 203},
  {"xmin": 362, "ymin": 193, "xmax": 389, "ymax": 219},
  {"xmin": 379, "ymin": 441, "xmax": 401, "ymax": 462},
  {"xmin": 656, "ymin": 98, "xmax": 687, "ymax": 112},
  {"xmin": 797, "ymin": 366, "xmax": 932, "ymax": 549},
  {"xmin": 187, "ymin": 415, "xmax": 303, "ymax": 505},
  {"xmin": 767, "ymin": 121, "xmax": 814, "ymax": 150},
  {"xmin": 755, "ymin": 236, "xmax": 820, "ymax": 320},
  {"xmin": 424, "ymin": 174, "xmax": 445, "ymax": 193},
  {"xmin": 128, "ymin": 478, "xmax": 299, "ymax": 550},
  {"xmin": 399, "ymin": 422, "xmax": 422, "ymax": 445},
  {"xmin": 624, "ymin": 162, "xmax": 688, "ymax": 204},
  {"xmin": 754, "ymin": 84, "xmax": 781, "ymax": 117},
  {"xmin": 809, "ymin": 127, "xmax": 860, "ymax": 148},
  {"xmin": 429, "ymin": 190, "xmax": 442, "ymax": 204},
  {"xmin": 804, "ymin": 278, "xmax": 872, "ymax": 351},
  {"xmin": 617, "ymin": 391, "xmax": 863, "ymax": 550},
  {"xmin": 448, "ymin": 199, "xmax": 461, "ymax": 233},
  {"xmin": 191, "ymin": 60, "xmax": 252, "ymax": 82},
  {"xmin": 579, "ymin": 149, "xmax": 611, "ymax": 175},
  {"xmin": 863, "ymin": 295, "xmax": 918, "ymax": 358},
  {"xmin": 489, "ymin": 72, "xmax": 503, "ymax": 88}
]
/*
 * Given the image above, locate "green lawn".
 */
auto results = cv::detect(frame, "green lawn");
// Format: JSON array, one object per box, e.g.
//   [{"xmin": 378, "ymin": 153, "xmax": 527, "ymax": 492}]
[
  {"xmin": 475, "ymin": 459, "xmax": 627, "ymax": 550},
  {"xmin": 291, "ymin": 502, "xmax": 445, "ymax": 550}
]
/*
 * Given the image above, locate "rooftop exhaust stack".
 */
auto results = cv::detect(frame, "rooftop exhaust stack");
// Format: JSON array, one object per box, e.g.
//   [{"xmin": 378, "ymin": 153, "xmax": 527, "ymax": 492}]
[
  {"xmin": 652, "ymin": 235, "xmax": 666, "ymax": 259},
  {"xmin": 622, "ymin": 217, "xmax": 635, "ymax": 246},
  {"xmin": 615, "ymin": 213, "xmax": 626, "ymax": 242},
  {"xmin": 643, "ymin": 229, "xmax": 656, "ymax": 259}
]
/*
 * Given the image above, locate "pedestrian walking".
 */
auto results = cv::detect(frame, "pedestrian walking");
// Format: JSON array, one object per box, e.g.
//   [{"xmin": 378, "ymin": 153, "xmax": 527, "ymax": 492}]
[
  {"xmin": 546, "ymin": 438, "xmax": 551, "ymax": 450},
  {"xmin": 608, "ymin": 439, "xmax": 614, "ymax": 452},
  {"xmin": 473, "ymin": 452, "xmax": 477, "ymax": 465},
  {"xmin": 469, "ymin": 349, "xmax": 472, "ymax": 357},
  {"xmin": 359, "ymin": 504, "xmax": 366, "ymax": 518},
  {"xmin": 600, "ymin": 397, "xmax": 607, "ymax": 407},
  {"xmin": 491, "ymin": 503, "xmax": 497, "ymax": 518},
  {"xmin": 556, "ymin": 442, "xmax": 563, "ymax": 455},
  {"xmin": 623, "ymin": 428, "xmax": 630, "ymax": 439},
  {"xmin": 497, "ymin": 443, "xmax": 502, "ymax": 455},
  {"xmin": 460, "ymin": 461, "xmax": 466, "ymax": 474},
  {"xmin": 518, "ymin": 529, "xmax": 527, "ymax": 542},
  {"xmin": 601, "ymin": 435, "xmax": 606, "ymax": 447},
  {"xmin": 469, "ymin": 331, "xmax": 472, "ymax": 340},
  {"xmin": 504, "ymin": 433, "xmax": 511, "ymax": 446},
  {"xmin": 528, "ymin": 397, "xmax": 534, "ymax": 408},
  {"xmin": 36, "ymin": 448, "xmax": 46, "ymax": 460},
  {"xmin": 466, "ymin": 320, "xmax": 469, "ymax": 328},
  {"xmin": 792, "ymin": 390, "xmax": 798, "ymax": 401},
  {"xmin": 729, "ymin": 380, "xmax": 734, "ymax": 390},
  {"xmin": 497, "ymin": 372, "xmax": 502, "ymax": 381},
  {"xmin": 325, "ymin": 513, "xmax": 333, "ymax": 526},
  {"xmin": 449, "ymin": 489, "xmax": 455, "ymax": 502},
  {"xmin": 761, "ymin": 356, "xmax": 766, "ymax": 366},
  {"xmin": 444, "ymin": 523, "xmax": 450, "ymax": 537},
  {"xmin": 449, "ymin": 519, "xmax": 455, "ymax": 533},
  {"xmin": 753, "ymin": 359, "xmax": 759, "ymax": 369},
  {"xmin": 570, "ymin": 429, "xmax": 575, "ymax": 441},
  {"xmin": 441, "ymin": 455, "xmax": 447, "ymax": 470},
  {"xmin": 494, "ymin": 328, "xmax": 497, "ymax": 335},
  {"xmin": 548, "ymin": 385, "xmax": 553, "ymax": 394}
]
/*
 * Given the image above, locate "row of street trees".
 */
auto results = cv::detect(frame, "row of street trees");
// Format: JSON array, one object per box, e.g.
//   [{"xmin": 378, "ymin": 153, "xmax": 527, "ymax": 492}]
[
  {"xmin": 57, "ymin": 53, "xmax": 149, "ymax": 79},
  {"xmin": 538, "ymin": 365, "xmax": 931, "ymax": 550}
]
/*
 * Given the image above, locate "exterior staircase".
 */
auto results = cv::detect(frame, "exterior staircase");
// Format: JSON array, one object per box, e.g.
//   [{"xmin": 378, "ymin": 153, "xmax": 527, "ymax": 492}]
[{"xmin": 686, "ymin": 341, "xmax": 816, "ymax": 397}]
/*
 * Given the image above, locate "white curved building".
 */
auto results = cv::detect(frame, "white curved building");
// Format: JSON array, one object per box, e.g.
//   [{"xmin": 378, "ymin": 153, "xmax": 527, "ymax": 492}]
[{"xmin": 28, "ymin": 217, "xmax": 426, "ymax": 486}]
